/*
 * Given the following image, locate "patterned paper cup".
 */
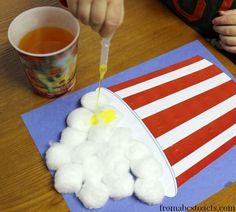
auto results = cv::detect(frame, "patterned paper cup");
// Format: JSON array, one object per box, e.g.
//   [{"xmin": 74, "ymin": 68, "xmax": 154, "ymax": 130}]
[{"xmin": 8, "ymin": 6, "xmax": 80, "ymax": 98}]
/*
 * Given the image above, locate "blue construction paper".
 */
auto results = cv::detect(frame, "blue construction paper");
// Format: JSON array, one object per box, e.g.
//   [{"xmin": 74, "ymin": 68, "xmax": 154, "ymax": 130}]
[{"xmin": 22, "ymin": 40, "xmax": 236, "ymax": 212}]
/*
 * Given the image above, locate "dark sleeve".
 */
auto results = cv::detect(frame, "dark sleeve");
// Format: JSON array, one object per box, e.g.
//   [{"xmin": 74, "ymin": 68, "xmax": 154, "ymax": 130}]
[{"xmin": 59, "ymin": 0, "xmax": 68, "ymax": 7}]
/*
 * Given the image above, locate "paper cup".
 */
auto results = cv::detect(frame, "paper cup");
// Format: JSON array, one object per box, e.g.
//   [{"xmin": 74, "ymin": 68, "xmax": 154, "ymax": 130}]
[{"xmin": 8, "ymin": 6, "xmax": 80, "ymax": 98}]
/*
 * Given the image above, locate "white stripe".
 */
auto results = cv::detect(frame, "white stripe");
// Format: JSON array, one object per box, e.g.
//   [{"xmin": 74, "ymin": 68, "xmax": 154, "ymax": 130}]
[
  {"xmin": 135, "ymin": 73, "xmax": 231, "ymax": 119},
  {"xmin": 115, "ymin": 59, "xmax": 212, "ymax": 98},
  {"xmin": 172, "ymin": 124, "xmax": 236, "ymax": 177},
  {"xmin": 157, "ymin": 95, "xmax": 236, "ymax": 150}
]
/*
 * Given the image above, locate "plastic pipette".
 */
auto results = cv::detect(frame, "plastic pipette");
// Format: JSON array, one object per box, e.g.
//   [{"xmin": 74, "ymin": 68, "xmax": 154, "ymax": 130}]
[{"xmin": 96, "ymin": 38, "xmax": 111, "ymax": 105}]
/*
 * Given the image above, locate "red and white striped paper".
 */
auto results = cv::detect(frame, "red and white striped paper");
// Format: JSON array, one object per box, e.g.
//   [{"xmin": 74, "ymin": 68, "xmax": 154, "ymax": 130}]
[{"xmin": 109, "ymin": 56, "xmax": 236, "ymax": 187}]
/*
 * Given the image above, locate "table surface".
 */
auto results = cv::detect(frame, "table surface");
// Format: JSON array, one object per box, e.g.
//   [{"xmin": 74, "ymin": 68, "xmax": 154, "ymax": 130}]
[{"xmin": 0, "ymin": 0, "xmax": 235, "ymax": 211}]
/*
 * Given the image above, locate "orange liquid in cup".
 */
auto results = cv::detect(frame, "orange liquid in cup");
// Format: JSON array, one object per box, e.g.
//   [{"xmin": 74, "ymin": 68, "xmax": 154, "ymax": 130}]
[{"xmin": 19, "ymin": 26, "xmax": 74, "ymax": 54}]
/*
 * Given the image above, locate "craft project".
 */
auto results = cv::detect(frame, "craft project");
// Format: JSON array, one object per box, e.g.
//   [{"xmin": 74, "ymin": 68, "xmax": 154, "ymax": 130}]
[
  {"xmin": 46, "ymin": 91, "xmax": 165, "ymax": 209},
  {"xmin": 22, "ymin": 40, "xmax": 236, "ymax": 212}
]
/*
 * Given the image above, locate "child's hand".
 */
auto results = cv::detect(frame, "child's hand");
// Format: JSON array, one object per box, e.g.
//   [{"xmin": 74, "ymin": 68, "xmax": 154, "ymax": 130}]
[
  {"xmin": 212, "ymin": 10, "xmax": 236, "ymax": 53},
  {"xmin": 67, "ymin": 0, "xmax": 124, "ymax": 38}
]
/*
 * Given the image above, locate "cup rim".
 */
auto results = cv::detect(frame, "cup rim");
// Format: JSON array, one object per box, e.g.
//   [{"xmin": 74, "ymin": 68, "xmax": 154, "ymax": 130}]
[{"xmin": 8, "ymin": 6, "xmax": 80, "ymax": 57}]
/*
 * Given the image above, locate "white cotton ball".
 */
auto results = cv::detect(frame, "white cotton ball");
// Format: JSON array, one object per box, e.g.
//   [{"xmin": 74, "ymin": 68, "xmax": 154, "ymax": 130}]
[
  {"xmin": 130, "ymin": 157, "xmax": 163, "ymax": 179},
  {"xmin": 96, "ymin": 142, "xmax": 112, "ymax": 159},
  {"xmin": 54, "ymin": 163, "xmax": 83, "ymax": 193},
  {"xmin": 45, "ymin": 143, "xmax": 71, "ymax": 170},
  {"xmin": 71, "ymin": 141, "xmax": 99, "ymax": 163},
  {"xmin": 77, "ymin": 181, "xmax": 109, "ymax": 209},
  {"xmin": 102, "ymin": 173, "xmax": 134, "ymax": 200},
  {"xmin": 109, "ymin": 127, "xmax": 133, "ymax": 153},
  {"xmin": 126, "ymin": 140, "xmax": 152, "ymax": 162},
  {"xmin": 67, "ymin": 107, "xmax": 93, "ymax": 131},
  {"xmin": 82, "ymin": 156, "xmax": 104, "ymax": 183},
  {"xmin": 81, "ymin": 90, "xmax": 110, "ymax": 111},
  {"xmin": 60, "ymin": 127, "xmax": 87, "ymax": 146},
  {"xmin": 112, "ymin": 127, "xmax": 132, "ymax": 143},
  {"xmin": 103, "ymin": 151, "xmax": 130, "ymax": 176},
  {"xmin": 87, "ymin": 125, "xmax": 114, "ymax": 143},
  {"xmin": 134, "ymin": 178, "xmax": 165, "ymax": 204}
]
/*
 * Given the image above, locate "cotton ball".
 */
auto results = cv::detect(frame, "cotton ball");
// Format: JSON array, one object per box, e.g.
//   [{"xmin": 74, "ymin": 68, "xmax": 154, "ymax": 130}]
[
  {"xmin": 83, "ymin": 156, "xmax": 104, "ymax": 183},
  {"xmin": 130, "ymin": 157, "xmax": 163, "ymax": 179},
  {"xmin": 110, "ymin": 127, "xmax": 133, "ymax": 153},
  {"xmin": 45, "ymin": 143, "xmax": 71, "ymax": 170},
  {"xmin": 77, "ymin": 181, "xmax": 109, "ymax": 209},
  {"xmin": 60, "ymin": 127, "xmax": 87, "ymax": 146},
  {"xmin": 103, "ymin": 151, "xmax": 130, "ymax": 176},
  {"xmin": 81, "ymin": 90, "xmax": 110, "ymax": 111},
  {"xmin": 71, "ymin": 141, "xmax": 99, "ymax": 163},
  {"xmin": 87, "ymin": 124, "xmax": 114, "ymax": 143},
  {"xmin": 126, "ymin": 140, "xmax": 151, "ymax": 161},
  {"xmin": 96, "ymin": 142, "xmax": 112, "ymax": 159},
  {"xmin": 54, "ymin": 163, "xmax": 83, "ymax": 193},
  {"xmin": 102, "ymin": 173, "xmax": 134, "ymax": 200},
  {"xmin": 67, "ymin": 107, "xmax": 93, "ymax": 131},
  {"xmin": 134, "ymin": 178, "xmax": 165, "ymax": 204}
]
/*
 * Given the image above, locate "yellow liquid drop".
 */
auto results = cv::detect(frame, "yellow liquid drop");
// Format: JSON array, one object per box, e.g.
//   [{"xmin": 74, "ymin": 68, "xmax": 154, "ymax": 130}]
[
  {"xmin": 90, "ymin": 108, "xmax": 117, "ymax": 125},
  {"xmin": 96, "ymin": 64, "xmax": 107, "ymax": 107}
]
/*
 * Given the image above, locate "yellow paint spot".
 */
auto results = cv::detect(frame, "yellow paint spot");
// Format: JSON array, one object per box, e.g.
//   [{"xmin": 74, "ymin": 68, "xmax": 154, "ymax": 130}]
[
  {"xmin": 90, "ymin": 108, "xmax": 117, "ymax": 125},
  {"xmin": 90, "ymin": 114, "xmax": 99, "ymax": 125},
  {"xmin": 100, "ymin": 109, "xmax": 117, "ymax": 124}
]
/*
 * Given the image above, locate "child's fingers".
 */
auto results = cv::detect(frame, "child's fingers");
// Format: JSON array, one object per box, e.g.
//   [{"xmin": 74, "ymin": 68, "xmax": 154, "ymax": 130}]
[
  {"xmin": 213, "ymin": 25, "xmax": 236, "ymax": 36},
  {"xmin": 219, "ymin": 9, "xmax": 236, "ymax": 16},
  {"xmin": 212, "ymin": 14, "xmax": 236, "ymax": 25},
  {"xmin": 90, "ymin": 0, "xmax": 107, "ymax": 32},
  {"xmin": 67, "ymin": 0, "xmax": 78, "ymax": 16},
  {"xmin": 220, "ymin": 41, "xmax": 236, "ymax": 53},
  {"xmin": 219, "ymin": 35, "xmax": 236, "ymax": 46},
  {"xmin": 77, "ymin": 0, "xmax": 92, "ymax": 25},
  {"xmin": 99, "ymin": 0, "xmax": 124, "ymax": 38}
]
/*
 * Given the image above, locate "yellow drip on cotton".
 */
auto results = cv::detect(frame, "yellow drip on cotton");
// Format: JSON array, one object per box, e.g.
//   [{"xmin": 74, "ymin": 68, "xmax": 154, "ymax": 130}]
[{"xmin": 90, "ymin": 108, "xmax": 117, "ymax": 126}]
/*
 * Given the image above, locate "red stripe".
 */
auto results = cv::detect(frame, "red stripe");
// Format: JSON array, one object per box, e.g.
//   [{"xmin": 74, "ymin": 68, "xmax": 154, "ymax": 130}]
[
  {"xmin": 176, "ymin": 137, "xmax": 236, "ymax": 186},
  {"xmin": 164, "ymin": 110, "xmax": 236, "ymax": 165},
  {"xmin": 123, "ymin": 65, "xmax": 221, "ymax": 109},
  {"xmin": 143, "ymin": 81, "xmax": 236, "ymax": 138},
  {"xmin": 109, "ymin": 56, "xmax": 203, "ymax": 92}
]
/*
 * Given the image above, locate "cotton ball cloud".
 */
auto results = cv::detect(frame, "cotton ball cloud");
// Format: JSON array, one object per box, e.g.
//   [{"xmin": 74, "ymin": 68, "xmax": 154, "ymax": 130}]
[
  {"xmin": 54, "ymin": 163, "xmax": 83, "ymax": 193},
  {"xmin": 131, "ymin": 157, "xmax": 163, "ymax": 179},
  {"xmin": 81, "ymin": 91, "xmax": 110, "ymax": 111},
  {"xmin": 67, "ymin": 107, "xmax": 93, "ymax": 131},
  {"xmin": 126, "ymin": 140, "xmax": 151, "ymax": 162},
  {"xmin": 60, "ymin": 127, "xmax": 87, "ymax": 146},
  {"xmin": 46, "ymin": 89, "xmax": 167, "ymax": 209},
  {"xmin": 46, "ymin": 143, "xmax": 71, "ymax": 171},
  {"xmin": 102, "ymin": 173, "xmax": 134, "ymax": 200},
  {"xmin": 134, "ymin": 178, "xmax": 165, "ymax": 204},
  {"xmin": 77, "ymin": 181, "xmax": 109, "ymax": 209}
]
